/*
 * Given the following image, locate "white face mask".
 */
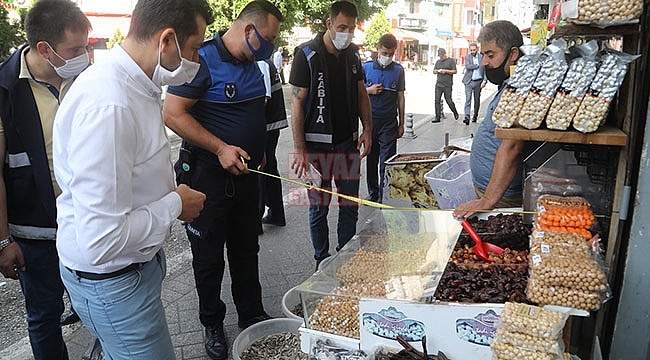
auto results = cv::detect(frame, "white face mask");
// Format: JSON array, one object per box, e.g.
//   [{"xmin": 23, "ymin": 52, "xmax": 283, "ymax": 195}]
[
  {"xmin": 152, "ymin": 34, "xmax": 200, "ymax": 87},
  {"xmin": 46, "ymin": 43, "xmax": 89, "ymax": 79},
  {"xmin": 378, "ymin": 54, "xmax": 392, "ymax": 67},
  {"xmin": 330, "ymin": 31, "xmax": 353, "ymax": 50}
]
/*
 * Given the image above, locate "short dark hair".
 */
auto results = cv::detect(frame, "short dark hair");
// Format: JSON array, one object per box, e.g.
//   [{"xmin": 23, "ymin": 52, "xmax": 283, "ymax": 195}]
[
  {"xmin": 330, "ymin": 1, "xmax": 358, "ymax": 20},
  {"xmin": 438, "ymin": 48, "xmax": 446, "ymax": 56},
  {"xmin": 377, "ymin": 34, "xmax": 397, "ymax": 49},
  {"xmin": 477, "ymin": 20, "xmax": 523, "ymax": 54},
  {"xmin": 237, "ymin": 0, "xmax": 284, "ymax": 26},
  {"xmin": 24, "ymin": 0, "xmax": 92, "ymax": 49},
  {"xmin": 469, "ymin": 42, "xmax": 478, "ymax": 48},
  {"xmin": 128, "ymin": 0, "xmax": 215, "ymax": 47}
]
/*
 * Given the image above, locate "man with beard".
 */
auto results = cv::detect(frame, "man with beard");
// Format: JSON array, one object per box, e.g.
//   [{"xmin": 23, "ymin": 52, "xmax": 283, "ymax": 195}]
[{"xmin": 453, "ymin": 20, "xmax": 538, "ymax": 219}]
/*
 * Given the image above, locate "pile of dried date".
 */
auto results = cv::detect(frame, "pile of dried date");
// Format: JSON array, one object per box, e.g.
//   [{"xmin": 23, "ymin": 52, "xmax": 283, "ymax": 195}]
[
  {"xmin": 457, "ymin": 214, "xmax": 532, "ymax": 251},
  {"xmin": 431, "ymin": 262, "xmax": 529, "ymax": 304}
]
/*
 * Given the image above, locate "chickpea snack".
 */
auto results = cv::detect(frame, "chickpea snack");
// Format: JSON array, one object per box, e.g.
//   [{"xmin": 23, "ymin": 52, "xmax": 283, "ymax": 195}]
[
  {"xmin": 572, "ymin": 51, "xmax": 639, "ymax": 133},
  {"xmin": 546, "ymin": 40, "xmax": 599, "ymax": 130},
  {"xmin": 493, "ymin": 45, "xmax": 543, "ymax": 128},
  {"xmin": 518, "ymin": 39, "xmax": 569, "ymax": 130}
]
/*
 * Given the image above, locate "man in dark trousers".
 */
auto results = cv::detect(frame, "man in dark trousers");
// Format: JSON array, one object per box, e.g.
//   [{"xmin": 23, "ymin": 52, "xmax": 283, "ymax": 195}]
[
  {"xmin": 289, "ymin": 0, "xmax": 372, "ymax": 270},
  {"xmin": 163, "ymin": 1, "xmax": 283, "ymax": 358},
  {"xmin": 363, "ymin": 33, "xmax": 405, "ymax": 203},
  {"xmin": 432, "ymin": 48, "xmax": 459, "ymax": 123},
  {"xmin": 259, "ymin": 59, "xmax": 287, "ymax": 228},
  {"xmin": 462, "ymin": 42, "xmax": 487, "ymax": 125},
  {"xmin": 0, "ymin": 1, "xmax": 91, "ymax": 358}
]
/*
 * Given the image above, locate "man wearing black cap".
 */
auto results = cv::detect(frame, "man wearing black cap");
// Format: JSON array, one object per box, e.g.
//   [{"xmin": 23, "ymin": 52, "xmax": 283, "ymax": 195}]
[{"xmin": 432, "ymin": 48, "xmax": 459, "ymax": 123}]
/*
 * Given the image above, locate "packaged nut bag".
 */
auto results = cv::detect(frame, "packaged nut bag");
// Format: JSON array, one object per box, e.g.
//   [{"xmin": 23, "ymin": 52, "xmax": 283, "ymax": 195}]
[
  {"xmin": 526, "ymin": 277, "xmax": 607, "ymax": 311},
  {"xmin": 491, "ymin": 334, "xmax": 564, "ymax": 360},
  {"xmin": 564, "ymin": 0, "xmax": 643, "ymax": 26},
  {"xmin": 572, "ymin": 50, "xmax": 639, "ymax": 133},
  {"xmin": 518, "ymin": 39, "xmax": 569, "ymax": 129},
  {"xmin": 493, "ymin": 329, "xmax": 565, "ymax": 356},
  {"xmin": 546, "ymin": 40, "xmax": 599, "ymax": 130},
  {"xmin": 529, "ymin": 254, "xmax": 607, "ymax": 292},
  {"xmin": 493, "ymin": 45, "xmax": 543, "ymax": 128},
  {"xmin": 498, "ymin": 302, "xmax": 568, "ymax": 339},
  {"xmin": 535, "ymin": 195, "xmax": 595, "ymax": 239}
]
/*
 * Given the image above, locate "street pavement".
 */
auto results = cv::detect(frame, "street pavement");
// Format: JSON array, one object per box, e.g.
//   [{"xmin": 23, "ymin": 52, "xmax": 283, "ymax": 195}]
[{"xmin": 0, "ymin": 67, "xmax": 497, "ymax": 360}]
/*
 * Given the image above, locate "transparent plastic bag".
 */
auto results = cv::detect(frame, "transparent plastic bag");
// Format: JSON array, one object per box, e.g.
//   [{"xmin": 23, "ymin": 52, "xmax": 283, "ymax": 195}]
[
  {"xmin": 518, "ymin": 39, "xmax": 569, "ymax": 129},
  {"xmin": 498, "ymin": 302, "xmax": 568, "ymax": 339},
  {"xmin": 493, "ymin": 45, "xmax": 543, "ymax": 128},
  {"xmin": 546, "ymin": 40, "xmax": 599, "ymax": 130}
]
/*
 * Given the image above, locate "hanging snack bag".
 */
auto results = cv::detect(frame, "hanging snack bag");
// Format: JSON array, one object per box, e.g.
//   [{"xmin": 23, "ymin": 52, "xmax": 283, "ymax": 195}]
[
  {"xmin": 535, "ymin": 195, "xmax": 595, "ymax": 239},
  {"xmin": 572, "ymin": 50, "xmax": 639, "ymax": 133},
  {"xmin": 569, "ymin": 0, "xmax": 643, "ymax": 26},
  {"xmin": 546, "ymin": 40, "xmax": 599, "ymax": 130},
  {"xmin": 517, "ymin": 39, "xmax": 569, "ymax": 129},
  {"xmin": 493, "ymin": 45, "xmax": 543, "ymax": 128}
]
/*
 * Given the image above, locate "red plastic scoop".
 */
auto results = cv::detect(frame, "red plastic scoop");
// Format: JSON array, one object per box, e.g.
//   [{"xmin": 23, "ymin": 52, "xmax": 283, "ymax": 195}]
[{"xmin": 461, "ymin": 219, "xmax": 504, "ymax": 262}]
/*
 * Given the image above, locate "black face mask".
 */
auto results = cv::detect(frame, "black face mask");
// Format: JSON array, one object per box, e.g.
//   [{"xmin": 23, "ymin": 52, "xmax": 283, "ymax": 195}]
[{"xmin": 485, "ymin": 49, "xmax": 512, "ymax": 85}]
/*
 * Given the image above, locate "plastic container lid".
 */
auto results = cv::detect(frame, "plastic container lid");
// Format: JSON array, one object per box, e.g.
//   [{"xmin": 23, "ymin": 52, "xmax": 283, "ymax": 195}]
[{"xmin": 425, "ymin": 154, "xmax": 476, "ymax": 209}]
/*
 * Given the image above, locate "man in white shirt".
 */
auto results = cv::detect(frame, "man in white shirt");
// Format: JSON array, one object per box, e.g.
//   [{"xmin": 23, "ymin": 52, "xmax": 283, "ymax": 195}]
[
  {"xmin": 53, "ymin": 0, "xmax": 209, "ymax": 358},
  {"xmin": 273, "ymin": 46, "xmax": 286, "ymax": 84}
]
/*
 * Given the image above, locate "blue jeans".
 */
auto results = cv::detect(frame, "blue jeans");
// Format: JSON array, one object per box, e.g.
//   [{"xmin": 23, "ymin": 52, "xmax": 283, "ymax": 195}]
[
  {"xmin": 306, "ymin": 139, "xmax": 360, "ymax": 260},
  {"xmin": 15, "ymin": 238, "xmax": 68, "ymax": 360},
  {"xmin": 60, "ymin": 250, "xmax": 174, "ymax": 360}
]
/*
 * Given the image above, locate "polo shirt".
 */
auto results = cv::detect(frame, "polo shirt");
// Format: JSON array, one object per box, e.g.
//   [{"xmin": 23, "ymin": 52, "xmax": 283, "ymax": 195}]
[
  {"xmin": 166, "ymin": 34, "xmax": 267, "ymax": 171},
  {"xmin": 363, "ymin": 59, "xmax": 405, "ymax": 120}
]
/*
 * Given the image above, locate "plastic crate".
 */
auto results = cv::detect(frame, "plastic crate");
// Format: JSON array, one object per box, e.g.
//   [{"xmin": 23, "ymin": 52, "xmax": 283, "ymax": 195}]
[{"xmin": 424, "ymin": 154, "xmax": 476, "ymax": 209}]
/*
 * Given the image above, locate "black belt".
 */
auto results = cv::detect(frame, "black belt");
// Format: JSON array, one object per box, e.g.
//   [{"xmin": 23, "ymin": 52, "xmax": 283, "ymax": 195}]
[
  {"xmin": 472, "ymin": 79, "xmax": 483, "ymax": 82},
  {"xmin": 68, "ymin": 263, "xmax": 140, "ymax": 280}
]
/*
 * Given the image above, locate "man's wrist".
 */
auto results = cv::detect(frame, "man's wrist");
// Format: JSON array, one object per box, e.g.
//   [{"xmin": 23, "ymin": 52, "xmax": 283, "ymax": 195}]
[{"xmin": 0, "ymin": 236, "xmax": 14, "ymax": 252}]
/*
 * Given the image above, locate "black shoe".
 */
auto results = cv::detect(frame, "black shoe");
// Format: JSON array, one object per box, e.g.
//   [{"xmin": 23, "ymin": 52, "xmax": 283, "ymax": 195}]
[
  {"xmin": 454, "ymin": 113, "xmax": 460, "ymax": 121},
  {"xmin": 204, "ymin": 325, "xmax": 227, "ymax": 360},
  {"xmin": 238, "ymin": 313, "xmax": 272, "ymax": 330},
  {"xmin": 431, "ymin": 118, "xmax": 441, "ymax": 123},
  {"xmin": 463, "ymin": 118, "xmax": 470, "ymax": 126},
  {"xmin": 472, "ymin": 118, "xmax": 477, "ymax": 123},
  {"xmin": 60, "ymin": 310, "xmax": 81, "ymax": 326},
  {"xmin": 261, "ymin": 215, "xmax": 286, "ymax": 226}
]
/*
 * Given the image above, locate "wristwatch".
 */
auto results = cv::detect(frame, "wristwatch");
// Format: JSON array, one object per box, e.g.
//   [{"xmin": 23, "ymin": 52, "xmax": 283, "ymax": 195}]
[{"xmin": 0, "ymin": 236, "xmax": 13, "ymax": 252}]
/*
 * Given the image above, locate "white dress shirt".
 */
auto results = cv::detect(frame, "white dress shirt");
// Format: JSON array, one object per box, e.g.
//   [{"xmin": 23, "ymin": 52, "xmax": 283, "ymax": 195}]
[{"xmin": 53, "ymin": 44, "xmax": 182, "ymax": 273}]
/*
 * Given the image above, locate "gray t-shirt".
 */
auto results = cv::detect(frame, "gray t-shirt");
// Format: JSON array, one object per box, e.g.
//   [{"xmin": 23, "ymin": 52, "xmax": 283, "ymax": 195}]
[{"xmin": 434, "ymin": 57, "xmax": 456, "ymax": 88}]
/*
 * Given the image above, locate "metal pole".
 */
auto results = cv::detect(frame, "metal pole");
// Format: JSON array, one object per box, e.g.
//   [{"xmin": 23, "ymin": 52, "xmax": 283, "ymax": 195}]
[{"xmin": 403, "ymin": 113, "xmax": 417, "ymax": 139}]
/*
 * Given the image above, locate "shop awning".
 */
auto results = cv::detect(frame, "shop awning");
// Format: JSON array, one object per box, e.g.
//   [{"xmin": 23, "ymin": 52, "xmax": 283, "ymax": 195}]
[{"xmin": 392, "ymin": 28, "xmax": 429, "ymax": 45}]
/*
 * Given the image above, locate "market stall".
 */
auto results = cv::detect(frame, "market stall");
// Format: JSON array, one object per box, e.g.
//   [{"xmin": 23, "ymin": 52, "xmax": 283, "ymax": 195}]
[{"xmin": 284, "ymin": 1, "xmax": 648, "ymax": 357}]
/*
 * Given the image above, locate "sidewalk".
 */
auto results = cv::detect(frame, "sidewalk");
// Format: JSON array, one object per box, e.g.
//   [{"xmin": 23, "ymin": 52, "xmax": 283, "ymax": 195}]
[{"xmin": 2, "ymin": 71, "xmax": 498, "ymax": 360}]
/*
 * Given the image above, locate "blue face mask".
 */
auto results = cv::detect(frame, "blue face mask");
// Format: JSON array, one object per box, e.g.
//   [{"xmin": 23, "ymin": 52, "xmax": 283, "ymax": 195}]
[{"xmin": 246, "ymin": 26, "xmax": 275, "ymax": 61}]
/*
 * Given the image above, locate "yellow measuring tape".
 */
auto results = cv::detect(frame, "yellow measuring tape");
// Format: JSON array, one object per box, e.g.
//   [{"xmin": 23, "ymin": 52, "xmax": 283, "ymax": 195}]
[{"xmin": 240, "ymin": 157, "xmax": 544, "ymax": 215}]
